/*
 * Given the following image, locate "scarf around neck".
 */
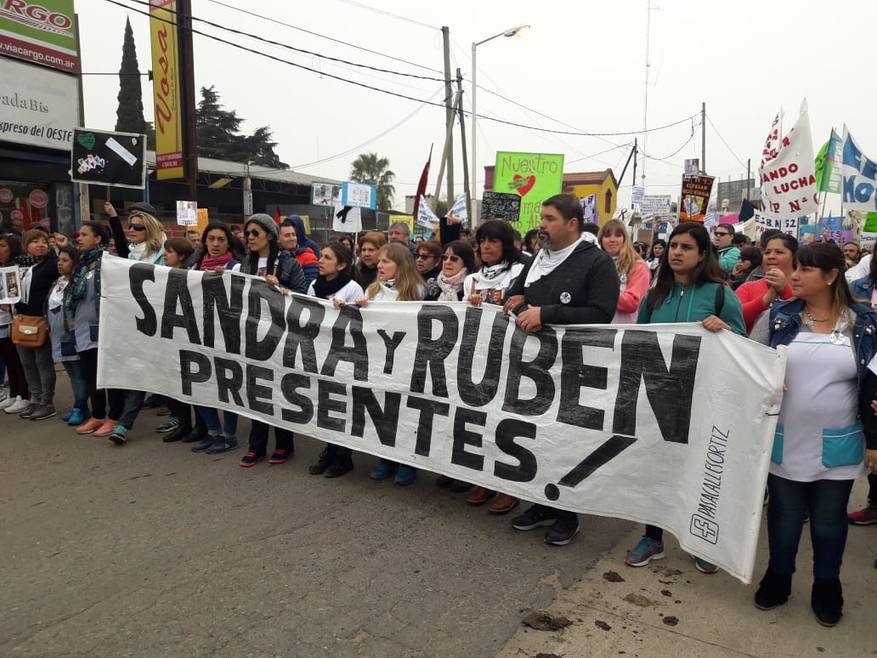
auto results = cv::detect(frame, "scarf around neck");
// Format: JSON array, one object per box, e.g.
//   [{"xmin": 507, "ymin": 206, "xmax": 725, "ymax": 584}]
[
  {"xmin": 65, "ymin": 247, "xmax": 103, "ymax": 315},
  {"xmin": 312, "ymin": 272, "xmax": 352, "ymax": 300},
  {"xmin": 524, "ymin": 236, "xmax": 585, "ymax": 288},
  {"xmin": 128, "ymin": 236, "xmax": 165, "ymax": 263},
  {"xmin": 16, "ymin": 254, "xmax": 46, "ymax": 268},
  {"xmin": 471, "ymin": 261, "xmax": 511, "ymax": 290},
  {"xmin": 200, "ymin": 251, "xmax": 234, "ymax": 272},
  {"xmin": 436, "ymin": 268, "xmax": 468, "ymax": 301}
]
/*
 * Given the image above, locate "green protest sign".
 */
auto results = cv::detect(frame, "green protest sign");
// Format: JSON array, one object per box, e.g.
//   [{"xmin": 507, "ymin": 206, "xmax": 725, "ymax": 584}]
[
  {"xmin": 865, "ymin": 212, "xmax": 877, "ymax": 234},
  {"xmin": 492, "ymin": 151, "xmax": 564, "ymax": 231},
  {"xmin": 0, "ymin": 0, "xmax": 79, "ymax": 73}
]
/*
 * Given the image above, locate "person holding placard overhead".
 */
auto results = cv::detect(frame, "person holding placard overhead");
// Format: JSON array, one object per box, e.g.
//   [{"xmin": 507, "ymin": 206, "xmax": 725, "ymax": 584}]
[{"xmin": 504, "ymin": 194, "xmax": 620, "ymax": 545}]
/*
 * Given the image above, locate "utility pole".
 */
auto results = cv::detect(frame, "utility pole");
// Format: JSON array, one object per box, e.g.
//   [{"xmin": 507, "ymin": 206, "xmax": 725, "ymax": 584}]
[
  {"xmin": 441, "ymin": 26, "xmax": 454, "ymax": 204},
  {"xmin": 701, "ymin": 101, "xmax": 706, "ymax": 174},
  {"xmin": 631, "ymin": 138, "xmax": 638, "ymax": 208},
  {"xmin": 641, "ymin": 0, "xmax": 652, "ymax": 186},
  {"xmin": 746, "ymin": 158, "xmax": 751, "ymax": 200},
  {"xmin": 455, "ymin": 68, "xmax": 471, "ymax": 222},
  {"xmin": 177, "ymin": 0, "xmax": 198, "ymax": 202}
]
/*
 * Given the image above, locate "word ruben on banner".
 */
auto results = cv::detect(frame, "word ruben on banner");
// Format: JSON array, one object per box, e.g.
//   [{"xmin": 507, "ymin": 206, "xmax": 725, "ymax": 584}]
[{"xmin": 96, "ymin": 256, "xmax": 786, "ymax": 583}]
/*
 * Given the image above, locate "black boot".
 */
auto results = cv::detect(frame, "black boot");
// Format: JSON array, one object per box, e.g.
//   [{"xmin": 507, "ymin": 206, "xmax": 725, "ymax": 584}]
[
  {"xmin": 308, "ymin": 446, "xmax": 335, "ymax": 475},
  {"xmin": 811, "ymin": 579, "xmax": 843, "ymax": 626},
  {"xmin": 754, "ymin": 569, "xmax": 792, "ymax": 610},
  {"xmin": 162, "ymin": 424, "xmax": 192, "ymax": 443},
  {"xmin": 180, "ymin": 425, "xmax": 207, "ymax": 443},
  {"xmin": 324, "ymin": 456, "xmax": 354, "ymax": 478}
]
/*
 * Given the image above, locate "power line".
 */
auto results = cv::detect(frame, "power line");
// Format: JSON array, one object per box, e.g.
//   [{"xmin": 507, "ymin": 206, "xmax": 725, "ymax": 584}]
[
  {"xmin": 122, "ymin": 0, "xmax": 444, "ymax": 82},
  {"xmin": 107, "ymin": 0, "xmax": 698, "ymax": 139},
  {"xmin": 204, "ymin": 0, "xmax": 443, "ymax": 75},
  {"xmin": 292, "ymin": 86, "xmax": 446, "ymax": 169},
  {"xmin": 333, "ymin": 0, "xmax": 440, "ymax": 31},
  {"xmin": 706, "ymin": 113, "xmax": 747, "ymax": 168}
]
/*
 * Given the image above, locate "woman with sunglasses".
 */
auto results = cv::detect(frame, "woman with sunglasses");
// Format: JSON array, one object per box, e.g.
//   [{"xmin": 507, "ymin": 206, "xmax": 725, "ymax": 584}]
[
  {"xmin": 424, "ymin": 240, "xmax": 475, "ymax": 302},
  {"xmin": 238, "ymin": 214, "xmax": 307, "ymax": 467},
  {"xmin": 414, "ymin": 240, "xmax": 443, "ymax": 283},
  {"xmin": 103, "ymin": 201, "xmax": 166, "ymax": 265}
]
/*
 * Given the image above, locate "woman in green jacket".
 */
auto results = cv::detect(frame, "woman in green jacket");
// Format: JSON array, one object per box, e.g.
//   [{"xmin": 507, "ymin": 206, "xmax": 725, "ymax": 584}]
[{"xmin": 625, "ymin": 222, "xmax": 745, "ymax": 573}]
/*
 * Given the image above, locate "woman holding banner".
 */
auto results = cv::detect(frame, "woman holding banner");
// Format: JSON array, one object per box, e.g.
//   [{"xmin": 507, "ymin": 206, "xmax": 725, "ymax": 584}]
[
  {"xmin": 463, "ymin": 220, "xmax": 525, "ymax": 514},
  {"xmin": 184, "ymin": 224, "xmax": 242, "ymax": 448},
  {"xmin": 623, "ymin": 222, "xmax": 745, "ymax": 575},
  {"xmin": 735, "ymin": 234, "xmax": 797, "ymax": 334},
  {"xmin": 353, "ymin": 232, "xmax": 386, "ymax": 289},
  {"xmin": 598, "ymin": 219, "xmax": 650, "ymax": 325},
  {"xmin": 750, "ymin": 242, "xmax": 877, "ymax": 627},
  {"xmin": 356, "ymin": 242, "xmax": 425, "ymax": 486},
  {"xmin": 306, "ymin": 241, "xmax": 363, "ymax": 478},
  {"xmin": 424, "ymin": 240, "xmax": 475, "ymax": 303},
  {"xmin": 238, "ymin": 214, "xmax": 307, "ymax": 467}
]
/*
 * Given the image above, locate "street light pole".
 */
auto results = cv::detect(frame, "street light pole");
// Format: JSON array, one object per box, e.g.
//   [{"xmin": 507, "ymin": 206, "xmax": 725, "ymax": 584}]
[{"xmin": 470, "ymin": 23, "xmax": 529, "ymax": 226}]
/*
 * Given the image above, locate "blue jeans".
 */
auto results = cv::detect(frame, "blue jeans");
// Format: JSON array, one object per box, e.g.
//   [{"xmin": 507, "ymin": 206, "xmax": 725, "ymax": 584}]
[
  {"xmin": 196, "ymin": 406, "xmax": 238, "ymax": 438},
  {"xmin": 62, "ymin": 360, "xmax": 89, "ymax": 412},
  {"xmin": 767, "ymin": 474, "xmax": 854, "ymax": 580}
]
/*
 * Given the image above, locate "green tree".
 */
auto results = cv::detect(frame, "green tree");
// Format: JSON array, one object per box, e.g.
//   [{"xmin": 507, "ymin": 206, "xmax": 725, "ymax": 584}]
[
  {"xmin": 350, "ymin": 152, "xmax": 395, "ymax": 210},
  {"xmin": 115, "ymin": 17, "xmax": 146, "ymax": 135},
  {"xmin": 195, "ymin": 86, "xmax": 287, "ymax": 168}
]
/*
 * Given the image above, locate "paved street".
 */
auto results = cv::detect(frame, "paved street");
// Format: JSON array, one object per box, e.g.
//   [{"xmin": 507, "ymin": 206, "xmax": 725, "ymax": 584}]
[{"xmin": 1, "ymin": 374, "xmax": 632, "ymax": 657}]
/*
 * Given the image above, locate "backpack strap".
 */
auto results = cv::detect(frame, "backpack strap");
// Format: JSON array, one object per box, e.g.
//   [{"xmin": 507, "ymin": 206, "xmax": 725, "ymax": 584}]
[{"xmin": 714, "ymin": 284, "xmax": 725, "ymax": 317}]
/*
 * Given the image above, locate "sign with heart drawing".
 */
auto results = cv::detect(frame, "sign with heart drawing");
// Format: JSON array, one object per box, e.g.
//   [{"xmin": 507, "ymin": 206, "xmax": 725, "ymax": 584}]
[{"xmin": 493, "ymin": 151, "xmax": 564, "ymax": 231}]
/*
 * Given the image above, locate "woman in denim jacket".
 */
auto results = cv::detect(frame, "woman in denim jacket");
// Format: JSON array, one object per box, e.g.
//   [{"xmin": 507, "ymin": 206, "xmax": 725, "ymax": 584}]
[{"xmin": 750, "ymin": 242, "xmax": 877, "ymax": 627}]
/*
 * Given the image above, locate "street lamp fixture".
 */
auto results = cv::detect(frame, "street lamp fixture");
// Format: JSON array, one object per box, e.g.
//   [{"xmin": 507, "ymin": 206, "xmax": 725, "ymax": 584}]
[{"xmin": 471, "ymin": 24, "xmax": 530, "ymax": 225}]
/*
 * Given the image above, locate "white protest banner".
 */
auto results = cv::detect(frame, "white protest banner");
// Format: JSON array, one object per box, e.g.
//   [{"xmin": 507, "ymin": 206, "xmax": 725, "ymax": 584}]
[
  {"xmin": 0, "ymin": 265, "xmax": 21, "ymax": 304},
  {"xmin": 448, "ymin": 193, "xmax": 468, "ymax": 225},
  {"xmin": 96, "ymin": 256, "xmax": 786, "ymax": 582},
  {"xmin": 640, "ymin": 195, "xmax": 671, "ymax": 218},
  {"xmin": 759, "ymin": 101, "xmax": 818, "ymax": 218},
  {"xmin": 332, "ymin": 204, "xmax": 362, "ymax": 234},
  {"xmin": 841, "ymin": 126, "xmax": 877, "ymax": 212},
  {"xmin": 417, "ymin": 200, "xmax": 439, "ymax": 229},
  {"xmin": 631, "ymin": 186, "xmax": 645, "ymax": 206},
  {"xmin": 176, "ymin": 200, "xmax": 197, "ymax": 226},
  {"xmin": 753, "ymin": 211, "xmax": 797, "ymax": 240}
]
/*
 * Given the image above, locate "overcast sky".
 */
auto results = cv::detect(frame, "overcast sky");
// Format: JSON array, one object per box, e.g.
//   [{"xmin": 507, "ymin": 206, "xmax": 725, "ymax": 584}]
[{"xmin": 76, "ymin": 0, "xmax": 876, "ymax": 213}]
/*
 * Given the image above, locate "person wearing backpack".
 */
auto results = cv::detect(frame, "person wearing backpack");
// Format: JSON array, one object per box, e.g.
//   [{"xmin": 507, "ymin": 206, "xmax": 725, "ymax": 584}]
[{"xmin": 623, "ymin": 222, "xmax": 745, "ymax": 574}]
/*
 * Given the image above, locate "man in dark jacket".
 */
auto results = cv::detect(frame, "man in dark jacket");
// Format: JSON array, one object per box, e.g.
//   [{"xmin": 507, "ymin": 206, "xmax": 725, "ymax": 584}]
[{"xmin": 503, "ymin": 193, "xmax": 620, "ymax": 546}]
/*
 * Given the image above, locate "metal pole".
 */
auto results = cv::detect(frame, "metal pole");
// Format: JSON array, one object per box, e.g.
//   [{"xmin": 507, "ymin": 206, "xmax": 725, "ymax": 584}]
[
  {"xmin": 177, "ymin": 0, "xmax": 198, "ymax": 203},
  {"xmin": 632, "ymin": 138, "xmax": 638, "ymax": 193},
  {"xmin": 746, "ymin": 158, "xmax": 751, "ymax": 200},
  {"xmin": 641, "ymin": 0, "xmax": 650, "ymax": 186},
  {"xmin": 442, "ymin": 26, "xmax": 454, "ymax": 204},
  {"xmin": 456, "ymin": 68, "xmax": 471, "ymax": 222},
  {"xmin": 470, "ymin": 42, "xmax": 477, "ymax": 225},
  {"xmin": 701, "ymin": 101, "xmax": 706, "ymax": 174}
]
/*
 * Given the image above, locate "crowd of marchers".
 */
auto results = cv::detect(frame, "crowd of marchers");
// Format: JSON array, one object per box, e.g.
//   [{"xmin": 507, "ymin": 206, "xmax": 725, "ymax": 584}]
[{"xmin": 2, "ymin": 193, "xmax": 877, "ymax": 628}]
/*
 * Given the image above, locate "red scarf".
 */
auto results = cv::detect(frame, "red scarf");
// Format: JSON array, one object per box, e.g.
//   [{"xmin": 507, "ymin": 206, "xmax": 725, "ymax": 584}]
[{"xmin": 200, "ymin": 251, "xmax": 234, "ymax": 272}]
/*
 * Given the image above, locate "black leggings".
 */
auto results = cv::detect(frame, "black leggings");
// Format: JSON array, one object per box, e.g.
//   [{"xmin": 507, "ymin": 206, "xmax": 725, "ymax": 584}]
[
  {"xmin": 79, "ymin": 348, "xmax": 124, "ymax": 420},
  {"xmin": 248, "ymin": 420, "xmax": 294, "ymax": 456}
]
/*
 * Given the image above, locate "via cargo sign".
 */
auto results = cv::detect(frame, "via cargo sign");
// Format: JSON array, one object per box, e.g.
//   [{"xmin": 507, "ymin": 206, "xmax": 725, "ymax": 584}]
[{"xmin": 0, "ymin": 0, "xmax": 80, "ymax": 74}]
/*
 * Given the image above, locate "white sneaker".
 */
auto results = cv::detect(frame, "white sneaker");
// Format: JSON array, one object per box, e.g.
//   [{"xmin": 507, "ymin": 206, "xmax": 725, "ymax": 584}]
[
  {"xmin": 5, "ymin": 397, "xmax": 31, "ymax": 414},
  {"xmin": 0, "ymin": 395, "xmax": 19, "ymax": 411}
]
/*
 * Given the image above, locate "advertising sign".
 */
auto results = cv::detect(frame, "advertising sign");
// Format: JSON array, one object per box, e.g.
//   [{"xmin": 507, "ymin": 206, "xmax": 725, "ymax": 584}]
[
  {"xmin": 149, "ymin": 0, "xmax": 184, "ymax": 180},
  {"xmin": 493, "ymin": 152, "xmax": 564, "ymax": 231},
  {"xmin": 0, "ymin": 57, "xmax": 78, "ymax": 150},
  {"xmin": 0, "ymin": 0, "xmax": 79, "ymax": 73},
  {"xmin": 70, "ymin": 128, "xmax": 146, "ymax": 188}
]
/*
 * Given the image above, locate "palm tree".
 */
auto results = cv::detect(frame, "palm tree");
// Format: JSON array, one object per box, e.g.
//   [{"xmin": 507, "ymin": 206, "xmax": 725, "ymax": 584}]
[{"xmin": 350, "ymin": 152, "xmax": 395, "ymax": 211}]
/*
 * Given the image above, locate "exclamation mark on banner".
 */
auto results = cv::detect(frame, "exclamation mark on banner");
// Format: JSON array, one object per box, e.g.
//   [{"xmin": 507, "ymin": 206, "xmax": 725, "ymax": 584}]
[{"xmin": 544, "ymin": 435, "xmax": 637, "ymax": 501}]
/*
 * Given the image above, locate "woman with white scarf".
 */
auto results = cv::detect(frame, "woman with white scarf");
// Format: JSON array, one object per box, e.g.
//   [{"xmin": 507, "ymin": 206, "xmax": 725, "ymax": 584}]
[
  {"xmin": 464, "ymin": 220, "xmax": 524, "ymax": 308},
  {"xmin": 104, "ymin": 201, "xmax": 166, "ymax": 265},
  {"xmin": 462, "ymin": 220, "xmax": 525, "ymax": 515},
  {"xmin": 424, "ymin": 240, "xmax": 475, "ymax": 302}
]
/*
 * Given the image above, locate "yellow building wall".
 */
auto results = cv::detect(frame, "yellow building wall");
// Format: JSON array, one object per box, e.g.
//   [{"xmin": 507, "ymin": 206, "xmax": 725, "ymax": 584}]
[{"xmin": 567, "ymin": 181, "xmax": 617, "ymax": 226}]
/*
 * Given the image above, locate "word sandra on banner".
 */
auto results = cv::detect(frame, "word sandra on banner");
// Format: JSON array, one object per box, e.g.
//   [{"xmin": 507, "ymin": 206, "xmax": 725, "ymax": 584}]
[{"xmin": 96, "ymin": 256, "xmax": 786, "ymax": 582}]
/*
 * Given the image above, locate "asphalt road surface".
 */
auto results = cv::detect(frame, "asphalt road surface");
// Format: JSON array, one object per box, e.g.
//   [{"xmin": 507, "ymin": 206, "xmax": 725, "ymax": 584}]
[{"xmin": 1, "ymin": 374, "xmax": 632, "ymax": 657}]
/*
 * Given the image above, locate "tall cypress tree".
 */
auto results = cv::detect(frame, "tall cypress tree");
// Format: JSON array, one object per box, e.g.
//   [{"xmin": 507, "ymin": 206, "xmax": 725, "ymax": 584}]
[{"xmin": 115, "ymin": 17, "xmax": 146, "ymax": 135}]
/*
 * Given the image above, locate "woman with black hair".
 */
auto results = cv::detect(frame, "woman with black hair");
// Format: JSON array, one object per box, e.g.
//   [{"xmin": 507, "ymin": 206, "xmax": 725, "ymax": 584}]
[
  {"xmin": 736, "ymin": 233, "xmax": 797, "ymax": 333},
  {"xmin": 238, "ymin": 214, "xmax": 307, "ymax": 467},
  {"xmin": 307, "ymin": 241, "xmax": 364, "ymax": 477},
  {"xmin": 464, "ymin": 220, "xmax": 524, "ymax": 307},
  {"xmin": 463, "ymin": 220, "xmax": 524, "ymax": 514},
  {"xmin": 523, "ymin": 229, "xmax": 540, "ymax": 257},
  {"xmin": 647, "ymin": 239, "xmax": 665, "ymax": 281},
  {"xmin": 624, "ymin": 222, "xmax": 745, "ymax": 574},
  {"xmin": 0, "ymin": 234, "xmax": 29, "ymax": 413},
  {"xmin": 750, "ymin": 242, "xmax": 877, "ymax": 626}
]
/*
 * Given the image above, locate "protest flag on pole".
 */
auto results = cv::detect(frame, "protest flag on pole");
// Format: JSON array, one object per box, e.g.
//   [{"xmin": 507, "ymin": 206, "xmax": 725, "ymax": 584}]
[{"xmin": 412, "ymin": 145, "xmax": 433, "ymax": 222}]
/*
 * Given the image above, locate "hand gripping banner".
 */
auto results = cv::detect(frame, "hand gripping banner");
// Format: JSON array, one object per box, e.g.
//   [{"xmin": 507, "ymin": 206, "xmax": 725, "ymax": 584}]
[{"xmin": 97, "ymin": 256, "xmax": 786, "ymax": 582}]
